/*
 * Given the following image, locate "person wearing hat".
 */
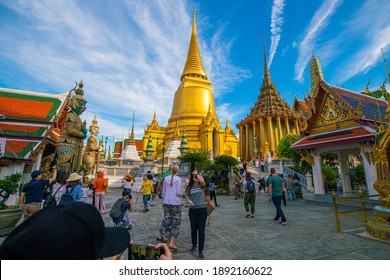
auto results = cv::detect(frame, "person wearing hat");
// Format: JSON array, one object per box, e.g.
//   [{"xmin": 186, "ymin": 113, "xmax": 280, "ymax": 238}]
[
  {"xmin": 19, "ymin": 166, "xmax": 57, "ymax": 220},
  {"xmin": 0, "ymin": 202, "xmax": 131, "ymax": 260},
  {"xmin": 122, "ymin": 174, "xmax": 134, "ymax": 194},
  {"xmin": 93, "ymin": 171, "xmax": 107, "ymax": 213},
  {"xmin": 63, "ymin": 172, "xmax": 84, "ymax": 202}
]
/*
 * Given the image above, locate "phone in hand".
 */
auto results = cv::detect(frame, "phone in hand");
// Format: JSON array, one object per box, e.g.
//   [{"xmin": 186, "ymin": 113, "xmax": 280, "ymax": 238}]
[{"xmin": 128, "ymin": 244, "xmax": 164, "ymax": 260}]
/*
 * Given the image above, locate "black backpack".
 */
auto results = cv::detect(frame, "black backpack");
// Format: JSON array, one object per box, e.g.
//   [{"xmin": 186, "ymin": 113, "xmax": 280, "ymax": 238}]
[
  {"xmin": 58, "ymin": 186, "xmax": 75, "ymax": 206},
  {"xmin": 110, "ymin": 198, "xmax": 125, "ymax": 219},
  {"xmin": 43, "ymin": 185, "xmax": 64, "ymax": 208}
]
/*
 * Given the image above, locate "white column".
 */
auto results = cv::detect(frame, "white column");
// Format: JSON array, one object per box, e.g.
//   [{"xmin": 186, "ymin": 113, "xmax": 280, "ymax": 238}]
[
  {"xmin": 337, "ymin": 151, "xmax": 352, "ymax": 194},
  {"xmin": 311, "ymin": 151, "xmax": 325, "ymax": 194},
  {"xmin": 360, "ymin": 145, "xmax": 379, "ymax": 196}
]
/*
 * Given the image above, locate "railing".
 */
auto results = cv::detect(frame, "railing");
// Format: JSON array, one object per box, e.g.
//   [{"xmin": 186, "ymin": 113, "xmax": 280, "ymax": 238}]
[
  {"xmin": 283, "ymin": 166, "xmax": 307, "ymax": 188},
  {"xmin": 331, "ymin": 191, "xmax": 380, "ymax": 233}
]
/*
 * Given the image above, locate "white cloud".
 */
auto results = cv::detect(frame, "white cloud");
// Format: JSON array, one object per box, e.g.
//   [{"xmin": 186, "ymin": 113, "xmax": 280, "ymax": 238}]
[
  {"xmin": 268, "ymin": 0, "xmax": 285, "ymax": 68},
  {"xmin": 335, "ymin": 0, "xmax": 390, "ymax": 82},
  {"xmin": 294, "ymin": 0, "xmax": 342, "ymax": 82},
  {"xmin": 0, "ymin": 0, "xmax": 248, "ymax": 139}
]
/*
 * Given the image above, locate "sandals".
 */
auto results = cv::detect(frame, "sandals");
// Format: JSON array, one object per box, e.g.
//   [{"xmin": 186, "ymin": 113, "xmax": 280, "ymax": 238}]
[
  {"xmin": 156, "ymin": 237, "xmax": 166, "ymax": 243},
  {"xmin": 168, "ymin": 246, "xmax": 178, "ymax": 252}
]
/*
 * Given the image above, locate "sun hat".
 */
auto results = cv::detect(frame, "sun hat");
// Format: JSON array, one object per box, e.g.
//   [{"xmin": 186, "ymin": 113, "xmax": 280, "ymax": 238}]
[
  {"xmin": 66, "ymin": 172, "xmax": 83, "ymax": 182},
  {"xmin": 0, "ymin": 202, "xmax": 130, "ymax": 260},
  {"xmin": 31, "ymin": 170, "xmax": 44, "ymax": 179},
  {"xmin": 125, "ymin": 174, "xmax": 133, "ymax": 180}
]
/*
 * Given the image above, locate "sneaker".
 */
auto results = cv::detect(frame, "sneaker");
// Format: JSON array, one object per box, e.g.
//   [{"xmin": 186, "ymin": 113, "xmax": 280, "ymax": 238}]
[
  {"xmin": 189, "ymin": 246, "xmax": 197, "ymax": 254},
  {"xmin": 278, "ymin": 221, "xmax": 288, "ymax": 225},
  {"xmin": 198, "ymin": 250, "xmax": 205, "ymax": 260},
  {"xmin": 273, "ymin": 218, "xmax": 279, "ymax": 222}
]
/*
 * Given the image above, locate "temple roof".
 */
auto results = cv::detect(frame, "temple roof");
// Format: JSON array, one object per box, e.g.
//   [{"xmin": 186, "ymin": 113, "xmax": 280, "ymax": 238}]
[
  {"xmin": 0, "ymin": 88, "xmax": 70, "ymax": 161},
  {"xmin": 329, "ymin": 84, "xmax": 387, "ymax": 121},
  {"xmin": 292, "ymin": 126, "xmax": 375, "ymax": 150},
  {"xmin": 237, "ymin": 40, "xmax": 297, "ymax": 126},
  {"xmin": 180, "ymin": 11, "xmax": 208, "ymax": 81}
]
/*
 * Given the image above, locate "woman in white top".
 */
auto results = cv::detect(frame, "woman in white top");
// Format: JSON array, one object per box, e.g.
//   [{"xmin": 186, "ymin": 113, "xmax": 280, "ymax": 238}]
[
  {"xmin": 162, "ymin": 164, "xmax": 183, "ymax": 251},
  {"xmin": 122, "ymin": 174, "xmax": 134, "ymax": 194}
]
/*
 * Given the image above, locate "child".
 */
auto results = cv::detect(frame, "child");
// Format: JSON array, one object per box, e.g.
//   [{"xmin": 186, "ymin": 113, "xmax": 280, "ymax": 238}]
[
  {"xmin": 112, "ymin": 190, "xmax": 133, "ymax": 230},
  {"xmin": 85, "ymin": 184, "xmax": 94, "ymax": 205}
]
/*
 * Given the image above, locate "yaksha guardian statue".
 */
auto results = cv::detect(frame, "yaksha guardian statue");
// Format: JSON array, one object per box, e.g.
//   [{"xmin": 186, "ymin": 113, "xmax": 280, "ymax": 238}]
[
  {"xmin": 56, "ymin": 80, "xmax": 87, "ymax": 173},
  {"xmin": 82, "ymin": 115, "xmax": 101, "ymax": 177}
]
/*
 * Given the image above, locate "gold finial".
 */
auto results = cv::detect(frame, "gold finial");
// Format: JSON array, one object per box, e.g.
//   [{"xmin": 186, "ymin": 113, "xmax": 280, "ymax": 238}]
[
  {"xmin": 382, "ymin": 48, "xmax": 390, "ymax": 86},
  {"xmin": 129, "ymin": 111, "xmax": 135, "ymax": 144},
  {"xmin": 261, "ymin": 32, "xmax": 273, "ymax": 88},
  {"xmin": 192, "ymin": 10, "xmax": 197, "ymax": 35},
  {"xmin": 365, "ymin": 79, "xmax": 370, "ymax": 93},
  {"xmin": 180, "ymin": 10, "xmax": 208, "ymax": 81}
]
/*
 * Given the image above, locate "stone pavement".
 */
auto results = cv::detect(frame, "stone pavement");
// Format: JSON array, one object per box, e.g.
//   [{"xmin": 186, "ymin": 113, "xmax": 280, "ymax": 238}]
[{"xmin": 101, "ymin": 173, "xmax": 390, "ymax": 260}]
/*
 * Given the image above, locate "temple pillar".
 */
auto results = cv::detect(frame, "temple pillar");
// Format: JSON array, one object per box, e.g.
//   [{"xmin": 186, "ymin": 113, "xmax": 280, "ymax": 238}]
[
  {"xmin": 284, "ymin": 117, "xmax": 290, "ymax": 135},
  {"xmin": 239, "ymin": 126, "xmax": 243, "ymax": 159},
  {"xmin": 359, "ymin": 145, "xmax": 379, "ymax": 196},
  {"xmin": 245, "ymin": 124, "xmax": 249, "ymax": 160},
  {"xmin": 259, "ymin": 118, "xmax": 265, "ymax": 159},
  {"xmin": 294, "ymin": 119, "xmax": 300, "ymax": 134},
  {"xmin": 252, "ymin": 120, "xmax": 257, "ymax": 158},
  {"xmin": 312, "ymin": 151, "xmax": 325, "ymax": 194},
  {"xmin": 277, "ymin": 116, "xmax": 282, "ymax": 146},
  {"xmin": 267, "ymin": 117, "xmax": 275, "ymax": 155},
  {"xmin": 337, "ymin": 150, "xmax": 352, "ymax": 194}
]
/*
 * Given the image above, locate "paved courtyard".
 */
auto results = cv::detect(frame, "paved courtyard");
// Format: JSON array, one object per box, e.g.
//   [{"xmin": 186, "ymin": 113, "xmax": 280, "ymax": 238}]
[
  {"xmin": 2, "ymin": 168, "xmax": 389, "ymax": 260},
  {"xmin": 101, "ymin": 182, "xmax": 390, "ymax": 260}
]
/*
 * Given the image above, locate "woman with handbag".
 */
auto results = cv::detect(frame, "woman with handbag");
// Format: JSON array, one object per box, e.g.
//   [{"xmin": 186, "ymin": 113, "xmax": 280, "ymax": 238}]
[{"xmin": 185, "ymin": 171, "xmax": 208, "ymax": 260}]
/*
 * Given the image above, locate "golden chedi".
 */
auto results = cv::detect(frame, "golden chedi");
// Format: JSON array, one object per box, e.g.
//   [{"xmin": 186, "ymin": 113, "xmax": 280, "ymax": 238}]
[{"xmin": 142, "ymin": 11, "xmax": 238, "ymax": 159}]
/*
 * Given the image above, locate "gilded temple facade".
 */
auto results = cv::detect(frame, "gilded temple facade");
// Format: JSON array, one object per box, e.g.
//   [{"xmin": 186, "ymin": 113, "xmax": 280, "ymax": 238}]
[
  {"xmin": 142, "ymin": 12, "xmax": 238, "ymax": 159},
  {"xmin": 236, "ymin": 45, "xmax": 300, "ymax": 162}
]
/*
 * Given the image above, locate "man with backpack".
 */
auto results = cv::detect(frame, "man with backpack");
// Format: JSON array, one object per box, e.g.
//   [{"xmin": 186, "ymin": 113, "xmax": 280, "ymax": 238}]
[
  {"xmin": 110, "ymin": 190, "xmax": 133, "ymax": 230},
  {"xmin": 58, "ymin": 173, "xmax": 84, "ymax": 205},
  {"xmin": 268, "ymin": 168, "xmax": 287, "ymax": 225},
  {"xmin": 243, "ymin": 172, "xmax": 256, "ymax": 218}
]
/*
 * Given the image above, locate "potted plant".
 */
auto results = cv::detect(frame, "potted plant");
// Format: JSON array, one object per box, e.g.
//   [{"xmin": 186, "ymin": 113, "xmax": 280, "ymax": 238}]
[{"xmin": 0, "ymin": 173, "xmax": 23, "ymax": 236}]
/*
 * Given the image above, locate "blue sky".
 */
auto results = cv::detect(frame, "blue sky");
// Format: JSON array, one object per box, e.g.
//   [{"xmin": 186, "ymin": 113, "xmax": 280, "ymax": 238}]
[{"xmin": 1, "ymin": 0, "xmax": 390, "ymax": 150}]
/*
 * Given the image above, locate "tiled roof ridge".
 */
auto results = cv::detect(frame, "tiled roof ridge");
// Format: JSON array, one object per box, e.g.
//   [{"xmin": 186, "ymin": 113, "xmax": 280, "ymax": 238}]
[
  {"xmin": 0, "ymin": 87, "xmax": 69, "ymax": 101},
  {"xmin": 329, "ymin": 84, "xmax": 387, "ymax": 106}
]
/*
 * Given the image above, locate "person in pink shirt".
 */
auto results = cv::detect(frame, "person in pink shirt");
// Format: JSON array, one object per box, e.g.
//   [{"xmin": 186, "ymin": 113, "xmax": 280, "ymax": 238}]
[{"xmin": 162, "ymin": 164, "xmax": 183, "ymax": 251}]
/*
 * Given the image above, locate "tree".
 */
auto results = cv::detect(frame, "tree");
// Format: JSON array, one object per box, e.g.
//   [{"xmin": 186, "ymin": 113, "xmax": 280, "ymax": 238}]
[
  {"xmin": 0, "ymin": 173, "xmax": 22, "ymax": 210},
  {"xmin": 180, "ymin": 151, "xmax": 210, "ymax": 172},
  {"xmin": 213, "ymin": 155, "xmax": 238, "ymax": 171},
  {"xmin": 321, "ymin": 164, "xmax": 338, "ymax": 193},
  {"xmin": 277, "ymin": 134, "xmax": 302, "ymax": 164}
]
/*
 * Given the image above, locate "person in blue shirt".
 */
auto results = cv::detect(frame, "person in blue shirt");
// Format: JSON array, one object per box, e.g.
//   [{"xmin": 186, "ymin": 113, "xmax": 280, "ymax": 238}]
[
  {"xmin": 20, "ymin": 166, "xmax": 57, "ymax": 220},
  {"xmin": 63, "ymin": 173, "xmax": 84, "ymax": 202}
]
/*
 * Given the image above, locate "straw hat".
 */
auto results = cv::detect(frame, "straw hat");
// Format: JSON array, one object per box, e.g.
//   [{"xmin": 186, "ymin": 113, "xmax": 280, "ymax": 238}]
[{"xmin": 66, "ymin": 173, "xmax": 83, "ymax": 182}]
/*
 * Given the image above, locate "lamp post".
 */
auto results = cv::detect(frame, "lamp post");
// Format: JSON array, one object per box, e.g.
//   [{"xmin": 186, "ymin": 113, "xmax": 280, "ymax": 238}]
[
  {"xmin": 104, "ymin": 137, "xmax": 108, "ymax": 159},
  {"xmin": 161, "ymin": 142, "xmax": 166, "ymax": 176},
  {"xmin": 205, "ymin": 130, "xmax": 208, "ymax": 153}
]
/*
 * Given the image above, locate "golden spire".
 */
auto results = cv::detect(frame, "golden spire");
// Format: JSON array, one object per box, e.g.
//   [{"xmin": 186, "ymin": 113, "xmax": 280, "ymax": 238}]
[
  {"xmin": 261, "ymin": 33, "xmax": 273, "ymax": 88},
  {"xmin": 129, "ymin": 111, "xmax": 135, "ymax": 144},
  {"xmin": 310, "ymin": 51, "xmax": 325, "ymax": 93},
  {"xmin": 382, "ymin": 48, "xmax": 390, "ymax": 87},
  {"xmin": 180, "ymin": 10, "xmax": 208, "ymax": 81}
]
